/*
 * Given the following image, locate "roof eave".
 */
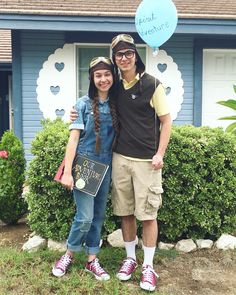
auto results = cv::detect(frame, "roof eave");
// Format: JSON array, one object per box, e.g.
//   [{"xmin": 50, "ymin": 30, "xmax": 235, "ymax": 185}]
[
  {"xmin": 0, "ymin": 13, "xmax": 236, "ymax": 35},
  {"xmin": 0, "ymin": 9, "xmax": 236, "ymax": 20}
]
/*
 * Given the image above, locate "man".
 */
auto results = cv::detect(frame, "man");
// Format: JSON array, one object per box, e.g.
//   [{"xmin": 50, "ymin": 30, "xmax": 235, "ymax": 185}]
[
  {"xmin": 71, "ymin": 34, "xmax": 172, "ymax": 292},
  {"xmin": 110, "ymin": 34, "xmax": 171, "ymax": 292}
]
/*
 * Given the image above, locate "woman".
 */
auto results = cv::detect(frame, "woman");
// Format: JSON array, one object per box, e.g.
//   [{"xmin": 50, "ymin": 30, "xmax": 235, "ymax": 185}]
[{"xmin": 52, "ymin": 57, "xmax": 118, "ymax": 281}]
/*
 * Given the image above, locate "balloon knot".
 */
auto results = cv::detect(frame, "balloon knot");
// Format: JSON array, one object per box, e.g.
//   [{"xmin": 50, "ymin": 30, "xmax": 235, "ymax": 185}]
[{"xmin": 153, "ymin": 48, "xmax": 159, "ymax": 56}]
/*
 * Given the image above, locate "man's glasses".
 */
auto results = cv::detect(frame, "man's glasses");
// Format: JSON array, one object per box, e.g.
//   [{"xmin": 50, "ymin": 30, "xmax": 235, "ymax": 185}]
[{"xmin": 114, "ymin": 50, "xmax": 135, "ymax": 61}]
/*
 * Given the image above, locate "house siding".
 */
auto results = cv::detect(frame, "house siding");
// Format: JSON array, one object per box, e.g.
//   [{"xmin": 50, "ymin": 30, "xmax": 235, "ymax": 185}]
[
  {"xmin": 163, "ymin": 34, "xmax": 194, "ymax": 125},
  {"xmin": 20, "ymin": 30, "xmax": 65, "ymax": 161}
]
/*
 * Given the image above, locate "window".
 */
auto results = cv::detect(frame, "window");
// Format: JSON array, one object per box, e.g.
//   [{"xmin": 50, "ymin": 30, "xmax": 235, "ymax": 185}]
[{"xmin": 76, "ymin": 45, "xmax": 146, "ymax": 98}]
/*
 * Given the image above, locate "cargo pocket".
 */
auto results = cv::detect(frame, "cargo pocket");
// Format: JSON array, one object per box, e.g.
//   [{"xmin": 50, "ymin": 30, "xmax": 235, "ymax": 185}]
[{"xmin": 145, "ymin": 186, "xmax": 163, "ymax": 214}]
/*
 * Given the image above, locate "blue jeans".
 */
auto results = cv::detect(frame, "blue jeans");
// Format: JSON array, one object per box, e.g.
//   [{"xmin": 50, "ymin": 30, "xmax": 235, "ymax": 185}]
[
  {"xmin": 67, "ymin": 96, "xmax": 114, "ymax": 254},
  {"xmin": 67, "ymin": 165, "xmax": 111, "ymax": 255}
]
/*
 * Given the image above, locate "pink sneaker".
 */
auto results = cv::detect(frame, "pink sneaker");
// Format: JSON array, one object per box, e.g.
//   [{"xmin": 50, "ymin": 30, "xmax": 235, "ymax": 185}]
[
  {"xmin": 52, "ymin": 254, "xmax": 72, "ymax": 277},
  {"xmin": 140, "ymin": 265, "xmax": 159, "ymax": 292},
  {"xmin": 85, "ymin": 258, "xmax": 110, "ymax": 281},
  {"xmin": 116, "ymin": 258, "xmax": 137, "ymax": 281}
]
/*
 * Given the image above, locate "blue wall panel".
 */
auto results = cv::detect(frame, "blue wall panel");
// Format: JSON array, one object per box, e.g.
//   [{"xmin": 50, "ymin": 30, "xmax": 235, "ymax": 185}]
[
  {"xmin": 20, "ymin": 30, "xmax": 65, "ymax": 162},
  {"xmin": 162, "ymin": 35, "xmax": 194, "ymax": 125}
]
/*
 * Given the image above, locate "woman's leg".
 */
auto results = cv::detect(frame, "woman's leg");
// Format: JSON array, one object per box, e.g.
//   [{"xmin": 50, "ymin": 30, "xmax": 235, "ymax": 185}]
[
  {"xmin": 52, "ymin": 190, "xmax": 94, "ymax": 277},
  {"xmin": 67, "ymin": 189, "xmax": 94, "ymax": 252},
  {"xmin": 85, "ymin": 169, "xmax": 111, "ymax": 256}
]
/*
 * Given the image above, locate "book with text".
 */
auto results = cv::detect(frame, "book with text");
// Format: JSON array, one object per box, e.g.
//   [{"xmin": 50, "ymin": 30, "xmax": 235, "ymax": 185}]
[{"xmin": 72, "ymin": 155, "xmax": 109, "ymax": 196}]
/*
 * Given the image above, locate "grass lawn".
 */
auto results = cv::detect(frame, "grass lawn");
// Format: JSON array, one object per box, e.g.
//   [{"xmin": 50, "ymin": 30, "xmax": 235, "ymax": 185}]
[{"xmin": 0, "ymin": 246, "xmax": 178, "ymax": 295}]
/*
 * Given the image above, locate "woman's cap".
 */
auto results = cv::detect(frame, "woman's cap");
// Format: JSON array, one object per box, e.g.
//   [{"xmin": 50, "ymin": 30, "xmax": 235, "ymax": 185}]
[{"xmin": 89, "ymin": 57, "xmax": 113, "ymax": 74}]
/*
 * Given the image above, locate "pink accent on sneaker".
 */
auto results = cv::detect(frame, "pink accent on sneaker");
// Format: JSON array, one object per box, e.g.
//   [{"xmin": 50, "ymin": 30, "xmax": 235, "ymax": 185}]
[
  {"xmin": 85, "ymin": 258, "xmax": 110, "ymax": 281},
  {"xmin": 52, "ymin": 254, "xmax": 72, "ymax": 277},
  {"xmin": 116, "ymin": 258, "xmax": 137, "ymax": 281},
  {"xmin": 140, "ymin": 265, "xmax": 159, "ymax": 292}
]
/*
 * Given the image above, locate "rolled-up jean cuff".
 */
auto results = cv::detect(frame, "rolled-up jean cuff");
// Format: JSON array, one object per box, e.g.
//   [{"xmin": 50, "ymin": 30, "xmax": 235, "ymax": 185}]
[
  {"xmin": 85, "ymin": 245, "xmax": 100, "ymax": 255},
  {"xmin": 67, "ymin": 242, "xmax": 84, "ymax": 253}
]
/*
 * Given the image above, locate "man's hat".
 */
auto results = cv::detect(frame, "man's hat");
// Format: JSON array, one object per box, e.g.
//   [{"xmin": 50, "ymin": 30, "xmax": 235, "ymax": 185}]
[{"xmin": 111, "ymin": 34, "xmax": 145, "ymax": 74}]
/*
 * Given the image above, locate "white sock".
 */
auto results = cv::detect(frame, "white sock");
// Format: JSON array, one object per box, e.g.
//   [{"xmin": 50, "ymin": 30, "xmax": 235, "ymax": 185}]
[
  {"xmin": 124, "ymin": 240, "xmax": 136, "ymax": 261},
  {"xmin": 143, "ymin": 245, "xmax": 156, "ymax": 268}
]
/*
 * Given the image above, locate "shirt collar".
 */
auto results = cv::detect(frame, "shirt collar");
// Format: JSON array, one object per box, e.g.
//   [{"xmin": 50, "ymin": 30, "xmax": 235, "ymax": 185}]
[
  {"xmin": 121, "ymin": 72, "xmax": 145, "ymax": 88},
  {"xmin": 122, "ymin": 73, "xmax": 139, "ymax": 84},
  {"xmin": 99, "ymin": 97, "xmax": 109, "ymax": 104}
]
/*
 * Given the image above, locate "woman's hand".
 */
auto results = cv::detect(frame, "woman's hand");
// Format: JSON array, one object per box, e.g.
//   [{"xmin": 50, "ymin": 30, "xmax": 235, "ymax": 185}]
[
  {"xmin": 70, "ymin": 106, "xmax": 78, "ymax": 122},
  {"xmin": 61, "ymin": 173, "xmax": 74, "ymax": 190}
]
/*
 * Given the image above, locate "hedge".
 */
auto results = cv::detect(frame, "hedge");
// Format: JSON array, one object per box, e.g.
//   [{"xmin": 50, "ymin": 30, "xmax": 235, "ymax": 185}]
[
  {"xmin": 0, "ymin": 131, "xmax": 27, "ymax": 224},
  {"xmin": 25, "ymin": 119, "xmax": 75, "ymax": 240},
  {"xmin": 26, "ymin": 120, "xmax": 236, "ymax": 242},
  {"xmin": 159, "ymin": 125, "xmax": 236, "ymax": 241}
]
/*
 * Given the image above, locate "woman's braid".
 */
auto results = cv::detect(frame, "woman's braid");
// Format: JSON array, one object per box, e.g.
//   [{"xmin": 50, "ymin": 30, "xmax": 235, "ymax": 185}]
[{"xmin": 92, "ymin": 98, "xmax": 101, "ymax": 152}]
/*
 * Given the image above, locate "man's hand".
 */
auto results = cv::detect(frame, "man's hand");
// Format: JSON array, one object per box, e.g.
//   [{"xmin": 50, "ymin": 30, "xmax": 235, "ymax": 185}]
[
  {"xmin": 70, "ymin": 106, "xmax": 78, "ymax": 122},
  {"xmin": 152, "ymin": 153, "xmax": 163, "ymax": 170},
  {"xmin": 152, "ymin": 113, "xmax": 171, "ymax": 170}
]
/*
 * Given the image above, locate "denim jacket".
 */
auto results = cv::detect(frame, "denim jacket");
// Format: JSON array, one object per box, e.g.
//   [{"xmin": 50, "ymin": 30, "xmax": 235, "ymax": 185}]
[{"xmin": 69, "ymin": 95, "xmax": 115, "ymax": 165}]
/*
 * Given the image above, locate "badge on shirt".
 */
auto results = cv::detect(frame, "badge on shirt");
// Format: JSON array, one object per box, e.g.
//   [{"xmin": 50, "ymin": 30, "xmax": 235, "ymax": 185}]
[{"xmin": 130, "ymin": 94, "xmax": 138, "ymax": 100}]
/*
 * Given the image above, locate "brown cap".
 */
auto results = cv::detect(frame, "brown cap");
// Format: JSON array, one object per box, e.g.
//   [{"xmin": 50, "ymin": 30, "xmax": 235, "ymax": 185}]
[
  {"xmin": 112, "ymin": 41, "xmax": 136, "ymax": 54},
  {"xmin": 89, "ymin": 57, "xmax": 113, "ymax": 75}
]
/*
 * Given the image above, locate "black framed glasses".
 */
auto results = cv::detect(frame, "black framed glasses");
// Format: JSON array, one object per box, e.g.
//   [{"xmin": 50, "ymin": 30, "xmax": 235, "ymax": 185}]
[{"xmin": 114, "ymin": 50, "xmax": 135, "ymax": 61}]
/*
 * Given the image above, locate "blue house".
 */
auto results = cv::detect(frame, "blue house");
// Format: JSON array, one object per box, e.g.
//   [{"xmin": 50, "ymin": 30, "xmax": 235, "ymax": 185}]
[{"xmin": 0, "ymin": 0, "xmax": 236, "ymax": 162}]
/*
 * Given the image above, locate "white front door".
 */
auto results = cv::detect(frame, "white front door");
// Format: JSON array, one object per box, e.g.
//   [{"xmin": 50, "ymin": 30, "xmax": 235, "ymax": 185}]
[{"xmin": 202, "ymin": 49, "xmax": 236, "ymax": 128}]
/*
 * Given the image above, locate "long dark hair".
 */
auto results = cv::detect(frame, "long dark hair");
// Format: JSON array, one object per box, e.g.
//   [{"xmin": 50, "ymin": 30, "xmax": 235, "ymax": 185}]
[{"xmin": 88, "ymin": 63, "xmax": 119, "ymax": 152}]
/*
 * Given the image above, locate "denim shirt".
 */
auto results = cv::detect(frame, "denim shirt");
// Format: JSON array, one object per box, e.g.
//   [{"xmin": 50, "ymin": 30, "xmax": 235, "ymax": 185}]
[{"xmin": 69, "ymin": 95, "xmax": 115, "ymax": 165}]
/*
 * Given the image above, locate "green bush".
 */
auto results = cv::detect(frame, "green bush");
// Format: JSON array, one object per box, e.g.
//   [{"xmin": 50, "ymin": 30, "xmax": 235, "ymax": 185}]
[
  {"xmin": 26, "ymin": 119, "xmax": 75, "ymax": 240},
  {"xmin": 0, "ymin": 131, "xmax": 27, "ymax": 224},
  {"xmin": 159, "ymin": 125, "xmax": 236, "ymax": 241},
  {"xmin": 26, "ymin": 121, "xmax": 236, "ymax": 242},
  {"xmin": 102, "ymin": 194, "xmax": 121, "ymax": 240}
]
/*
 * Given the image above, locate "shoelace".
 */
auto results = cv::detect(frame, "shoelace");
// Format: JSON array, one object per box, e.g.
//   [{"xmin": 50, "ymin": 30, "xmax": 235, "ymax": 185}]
[
  {"xmin": 142, "ymin": 267, "xmax": 159, "ymax": 283},
  {"xmin": 57, "ymin": 255, "xmax": 71, "ymax": 269},
  {"xmin": 91, "ymin": 259, "xmax": 105, "ymax": 275},
  {"xmin": 120, "ymin": 259, "xmax": 136, "ymax": 272}
]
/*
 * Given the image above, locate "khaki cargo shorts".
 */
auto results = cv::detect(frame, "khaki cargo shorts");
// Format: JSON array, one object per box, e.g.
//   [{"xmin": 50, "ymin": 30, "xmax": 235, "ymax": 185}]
[{"xmin": 111, "ymin": 152, "xmax": 163, "ymax": 221}]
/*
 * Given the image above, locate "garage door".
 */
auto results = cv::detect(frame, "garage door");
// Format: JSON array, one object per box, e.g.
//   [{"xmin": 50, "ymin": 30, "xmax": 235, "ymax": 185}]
[{"xmin": 202, "ymin": 49, "xmax": 236, "ymax": 128}]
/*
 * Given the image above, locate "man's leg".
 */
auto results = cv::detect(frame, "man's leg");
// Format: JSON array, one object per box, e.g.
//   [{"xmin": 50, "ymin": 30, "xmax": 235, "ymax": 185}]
[
  {"xmin": 131, "ymin": 160, "xmax": 162, "ymax": 292},
  {"xmin": 116, "ymin": 215, "xmax": 138, "ymax": 280},
  {"xmin": 142, "ymin": 219, "xmax": 157, "ymax": 267},
  {"xmin": 140, "ymin": 219, "xmax": 159, "ymax": 292},
  {"xmin": 121, "ymin": 215, "xmax": 137, "ymax": 241},
  {"xmin": 121, "ymin": 215, "xmax": 137, "ymax": 260},
  {"xmin": 111, "ymin": 153, "xmax": 138, "ymax": 280}
]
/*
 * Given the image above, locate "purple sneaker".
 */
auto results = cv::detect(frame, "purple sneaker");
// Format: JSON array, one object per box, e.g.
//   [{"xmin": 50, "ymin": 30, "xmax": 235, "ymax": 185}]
[
  {"xmin": 116, "ymin": 258, "xmax": 137, "ymax": 281},
  {"xmin": 140, "ymin": 265, "xmax": 159, "ymax": 292},
  {"xmin": 85, "ymin": 258, "xmax": 110, "ymax": 281},
  {"xmin": 52, "ymin": 254, "xmax": 72, "ymax": 277}
]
